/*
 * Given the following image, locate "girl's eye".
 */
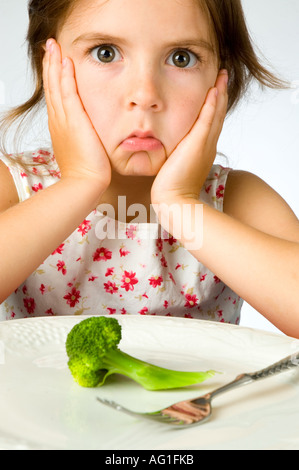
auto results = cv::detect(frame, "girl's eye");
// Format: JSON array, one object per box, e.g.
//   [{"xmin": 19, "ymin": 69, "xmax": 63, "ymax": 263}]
[
  {"xmin": 167, "ymin": 50, "xmax": 199, "ymax": 68},
  {"xmin": 90, "ymin": 45, "xmax": 121, "ymax": 64}
]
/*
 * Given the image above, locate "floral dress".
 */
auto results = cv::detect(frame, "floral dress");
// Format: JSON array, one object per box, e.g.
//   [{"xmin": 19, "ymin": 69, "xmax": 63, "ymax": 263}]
[{"xmin": 0, "ymin": 149, "xmax": 243, "ymax": 323}]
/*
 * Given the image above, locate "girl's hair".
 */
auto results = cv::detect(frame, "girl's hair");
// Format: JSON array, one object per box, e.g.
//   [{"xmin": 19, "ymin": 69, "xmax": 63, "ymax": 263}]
[{"xmin": 0, "ymin": 0, "xmax": 287, "ymax": 156}]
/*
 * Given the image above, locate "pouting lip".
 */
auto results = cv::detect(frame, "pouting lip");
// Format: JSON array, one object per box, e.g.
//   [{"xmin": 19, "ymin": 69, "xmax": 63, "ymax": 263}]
[{"xmin": 124, "ymin": 130, "xmax": 157, "ymax": 140}]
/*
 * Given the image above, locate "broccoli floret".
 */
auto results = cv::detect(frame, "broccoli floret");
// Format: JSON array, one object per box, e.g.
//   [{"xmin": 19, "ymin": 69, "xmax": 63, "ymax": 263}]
[{"xmin": 66, "ymin": 316, "xmax": 215, "ymax": 390}]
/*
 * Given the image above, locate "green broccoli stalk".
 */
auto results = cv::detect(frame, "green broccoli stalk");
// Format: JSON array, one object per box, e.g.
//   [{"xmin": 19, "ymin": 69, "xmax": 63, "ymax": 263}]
[{"xmin": 66, "ymin": 316, "xmax": 216, "ymax": 390}]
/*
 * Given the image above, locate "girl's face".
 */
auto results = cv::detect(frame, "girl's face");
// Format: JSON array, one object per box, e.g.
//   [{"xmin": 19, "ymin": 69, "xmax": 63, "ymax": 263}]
[{"xmin": 57, "ymin": 0, "xmax": 219, "ymax": 176}]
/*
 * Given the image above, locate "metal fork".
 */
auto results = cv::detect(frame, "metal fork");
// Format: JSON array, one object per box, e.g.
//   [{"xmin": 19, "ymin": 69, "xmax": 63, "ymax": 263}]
[{"xmin": 97, "ymin": 352, "xmax": 299, "ymax": 426}]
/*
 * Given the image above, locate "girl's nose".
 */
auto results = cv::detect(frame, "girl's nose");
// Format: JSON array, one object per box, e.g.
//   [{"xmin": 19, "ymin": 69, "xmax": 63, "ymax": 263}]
[{"xmin": 125, "ymin": 68, "xmax": 164, "ymax": 112}]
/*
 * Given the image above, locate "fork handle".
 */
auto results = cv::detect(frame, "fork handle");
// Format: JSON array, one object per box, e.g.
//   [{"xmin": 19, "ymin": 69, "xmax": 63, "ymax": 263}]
[
  {"xmin": 249, "ymin": 351, "xmax": 299, "ymax": 381},
  {"xmin": 203, "ymin": 351, "xmax": 299, "ymax": 402}
]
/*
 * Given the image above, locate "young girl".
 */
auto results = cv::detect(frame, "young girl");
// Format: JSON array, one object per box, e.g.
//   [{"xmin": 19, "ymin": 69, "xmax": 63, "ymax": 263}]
[{"xmin": 0, "ymin": 0, "xmax": 298, "ymax": 337}]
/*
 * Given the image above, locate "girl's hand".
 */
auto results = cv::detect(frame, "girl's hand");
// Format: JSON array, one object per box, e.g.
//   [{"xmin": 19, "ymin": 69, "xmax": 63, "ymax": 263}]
[
  {"xmin": 151, "ymin": 70, "xmax": 228, "ymax": 206},
  {"xmin": 43, "ymin": 39, "xmax": 111, "ymax": 193}
]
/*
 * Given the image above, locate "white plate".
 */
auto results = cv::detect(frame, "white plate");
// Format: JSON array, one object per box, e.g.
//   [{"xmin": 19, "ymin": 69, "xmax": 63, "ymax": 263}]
[{"xmin": 0, "ymin": 315, "xmax": 299, "ymax": 450}]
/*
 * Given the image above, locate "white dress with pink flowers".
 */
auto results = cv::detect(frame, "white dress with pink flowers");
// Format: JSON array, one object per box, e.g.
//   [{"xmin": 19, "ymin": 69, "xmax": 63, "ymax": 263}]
[{"xmin": 0, "ymin": 149, "xmax": 243, "ymax": 323}]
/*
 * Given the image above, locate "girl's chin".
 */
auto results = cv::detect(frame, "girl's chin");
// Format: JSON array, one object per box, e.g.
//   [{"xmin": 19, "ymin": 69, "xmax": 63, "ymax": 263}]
[{"xmin": 111, "ymin": 149, "xmax": 167, "ymax": 176}]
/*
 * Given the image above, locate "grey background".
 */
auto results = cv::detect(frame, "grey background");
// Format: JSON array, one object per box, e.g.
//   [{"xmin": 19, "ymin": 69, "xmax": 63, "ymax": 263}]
[{"xmin": 0, "ymin": 0, "xmax": 298, "ymax": 334}]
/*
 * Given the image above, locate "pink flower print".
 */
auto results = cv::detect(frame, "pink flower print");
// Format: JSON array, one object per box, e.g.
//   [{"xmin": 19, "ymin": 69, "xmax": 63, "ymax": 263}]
[
  {"xmin": 93, "ymin": 247, "xmax": 112, "ymax": 262},
  {"xmin": 200, "ymin": 274, "xmax": 207, "ymax": 282},
  {"xmin": 64, "ymin": 287, "xmax": 81, "ymax": 307},
  {"xmin": 39, "ymin": 149, "xmax": 51, "ymax": 157},
  {"xmin": 120, "ymin": 308, "xmax": 127, "ymax": 315},
  {"xmin": 165, "ymin": 235, "xmax": 177, "ymax": 245},
  {"xmin": 164, "ymin": 300, "xmax": 169, "ymax": 309},
  {"xmin": 88, "ymin": 275, "xmax": 98, "ymax": 282},
  {"xmin": 156, "ymin": 238, "xmax": 163, "ymax": 252},
  {"xmin": 184, "ymin": 313, "xmax": 193, "ymax": 319},
  {"xmin": 175, "ymin": 263, "xmax": 181, "ymax": 270},
  {"xmin": 105, "ymin": 267, "xmax": 114, "ymax": 277},
  {"xmin": 23, "ymin": 297, "xmax": 36, "ymax": 314},
  {"xmin": 168, "ymin": 272, "xmax": 176, "ymax": 284},
  {"xmin": 126, "ymin": 225, "xmax": 137, "ymax": 240},
  {"xmin": 214, "ymin": 275, "xmax": 221, "ymax": 284},
  {"xmin": 107, "ymin": 307, "xmax": 116, "ymax": 315},
  {"xmin": 52, "ymin": 243, "xmax": 64, "ymax": 255},
  {"xmin": 205, "ymin": 184, "xmax": 212, "ymax": 194},
  {"xmin": 57, "ymin": 260, "xmax": 67, "ymax": 275},
  {"xmin": 119, "ymin": 247, "xmax": 130, "ymax": 257},
  {"xmin": 216, "ymin": 184, "xmax": 225, "ymax": 199},
  {"xmin": 160, "ymin": 254, "xmax": 167, "ymax": 268},
  {"xmin": 214, "ymin": 285, "xmax": 226, "ymax": 300},
  {"xmin": 33, "ymin": 155, "xmax": 47, "ymax": 164},
  {"xmin": 217, "ymin": 310, "xmax": 223, "ymax": 319},
  {"xmin": 184, "ymin": 294, "xmax": 198, "ymax": 309},
  {"xmin": 78, "ymin": 219, "xmax": 91, "ymax": 236},
  {"xmin": 148, "ymin": 275, "xmax": 163, "ymax": 288},
  {"xmin": 45, "ymin": 308, "xmax": 55, "ymax": 316},
  {"xmin": 32, "ymin": 183, "xmax": 43, "ymax": 192},
  {"xmin": 22, "ymin": 285, "xmax": 28, "ymax": 295},
  {"xmin": 139, "ymin": 307, "xmax": 148, "ymax": 315},
  {"xmin": 104, "ymin": 281, "xmax": 118, "ymax": 295},
  {"xmin": 121, "ymin": 271, "xmax": 138, "ymax": 291},
  {"xmin": 48, "ymin": 168, "xmax": 61, "ymax": 178},
  {"xmin": 40, "ymin": 284, "xmax": 45, "ymax": 295},
  {"xmin": 20, "ymin": 172, "xmax": 28, "ymax": 178}
]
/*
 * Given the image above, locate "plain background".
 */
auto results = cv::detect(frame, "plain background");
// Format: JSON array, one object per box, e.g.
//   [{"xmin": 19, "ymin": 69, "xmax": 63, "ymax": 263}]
[{"xmin": 0, "ymin": 0, "xmax": 298, "ymax": 335}]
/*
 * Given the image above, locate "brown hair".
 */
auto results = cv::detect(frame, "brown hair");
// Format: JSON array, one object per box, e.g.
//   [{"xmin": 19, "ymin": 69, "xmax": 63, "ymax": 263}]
[{"xmin": 0, "ymin": 0, "xmax": 287, "ymax": 156}]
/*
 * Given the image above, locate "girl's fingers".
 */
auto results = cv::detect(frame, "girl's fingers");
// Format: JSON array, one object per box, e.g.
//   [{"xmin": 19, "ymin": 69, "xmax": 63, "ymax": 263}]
[
  {"xmin": 60, "ymin": 57, "xmax": 87, "ymax": 120},
  {"xmin": 44, "ymin": 39, "xmax": 65, "ymax": 119},
  {"xmin": 208, "ymin": 69, "xmax": 229, "ymax": 142},
  {"xmin": 186, "ymin": 69, "xmax": 228, "ymax": 157},
  {"xmin": 42, "ymin": 43, "xmax": 53, "ymax": 114},
  {"xmin": 44, "ymin": 41, "xmax": 88, "ymax": 129},
  {"xmin": 168, "ymin": 70, "xmax": 228, "ymax": 180},
  {"xmin": 174, "ymin": 86, "xmax": 218, "ymax": 160}
]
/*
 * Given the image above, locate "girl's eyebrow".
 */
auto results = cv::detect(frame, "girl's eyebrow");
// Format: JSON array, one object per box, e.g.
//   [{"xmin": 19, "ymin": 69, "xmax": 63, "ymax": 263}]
[{"xmin": 72, "ymin": 32, "xmax": 215, "ymax": 54}]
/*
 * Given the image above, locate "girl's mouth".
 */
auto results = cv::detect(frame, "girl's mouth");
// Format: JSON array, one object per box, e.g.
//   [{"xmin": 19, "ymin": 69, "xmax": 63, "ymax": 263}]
[{"xmin": 121, "ymin": 131, "xmax": 163, "ymax": 152}]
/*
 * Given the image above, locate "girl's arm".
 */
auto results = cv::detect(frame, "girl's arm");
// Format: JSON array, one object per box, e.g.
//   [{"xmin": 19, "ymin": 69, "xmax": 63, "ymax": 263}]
[
  {"xmin": 0, "ymin": 39, "xmax": 111, "ymax": 303},
  {"xmin": 159, "ymin": 174, "xmax": 299, "ymax": 338},
  {"xmin": 154, "ymin": 171, "xmax": 299, "ymax": 338},
  {"xmin": 0, "ymin": 170, "xmax": 103, "ymax": 303},
  {"xmin": 152, "ymin": 70, "xmax": 299, "ymax": 338},
  {"xmin": 173, "ymin": 190, "xmax": 299, "ymax": 338}
]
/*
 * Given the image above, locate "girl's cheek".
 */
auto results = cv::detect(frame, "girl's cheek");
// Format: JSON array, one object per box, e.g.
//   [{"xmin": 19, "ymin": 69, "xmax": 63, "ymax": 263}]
[
  {"xmin": 170, "ymin": 91, "xmax": 207, "ymax": 141},
  {"xmin": 75, "ymin": 71, "xmax": 116, "ymax": 137}
]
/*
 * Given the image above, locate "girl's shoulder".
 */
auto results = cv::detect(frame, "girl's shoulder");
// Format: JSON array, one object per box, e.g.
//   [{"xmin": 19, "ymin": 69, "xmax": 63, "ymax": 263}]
[
  {"xmin": 0, "ymin": 159, "xmax": 19, "ymax": 211},
  {"xmin": 224, "ymin": 169, "xmax": 299, "ymax": 242}
]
